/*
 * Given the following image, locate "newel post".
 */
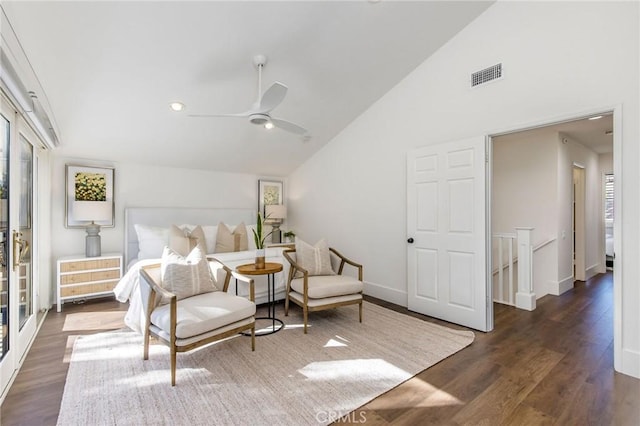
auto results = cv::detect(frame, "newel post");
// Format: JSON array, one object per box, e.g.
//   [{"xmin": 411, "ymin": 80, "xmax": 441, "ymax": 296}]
[{"xmin": 515, "ymin": 227, "xmax": 536, "ymax": 311}]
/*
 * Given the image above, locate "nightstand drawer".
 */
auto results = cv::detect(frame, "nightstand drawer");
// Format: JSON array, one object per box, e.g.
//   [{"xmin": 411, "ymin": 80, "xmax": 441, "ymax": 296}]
[
  {"xmin": 60, "ymin": 269, "xmax": 121, "ymax": 285},
  {"xmin": 60, "ymin": 281, "xmax": 119, "ymax": 298},
  {"xmin": 60, "ymin": 258, "xmax": 120, "ymax": 273}
]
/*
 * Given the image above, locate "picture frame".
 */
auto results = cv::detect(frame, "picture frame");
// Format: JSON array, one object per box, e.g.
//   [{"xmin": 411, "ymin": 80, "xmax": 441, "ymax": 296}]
[
  {"xmin": 65, "ymin": 164, "xmax": 115, "ymax": 228},
  {"xmin": 258, "ymin": 179, "xmax": 283, "ymax": 218}
]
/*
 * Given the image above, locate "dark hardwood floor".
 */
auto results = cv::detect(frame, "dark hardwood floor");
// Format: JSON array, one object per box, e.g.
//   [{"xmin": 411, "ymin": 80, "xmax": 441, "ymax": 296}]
[{"xmin": 1, "ymin": 272, "xmax": 638, "ymax": 425}]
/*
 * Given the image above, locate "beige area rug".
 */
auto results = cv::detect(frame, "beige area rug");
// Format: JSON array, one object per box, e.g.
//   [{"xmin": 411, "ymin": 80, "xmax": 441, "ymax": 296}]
[{"xmin": 57, "ymin": 302, "xmax": 474, "ymax": 426}]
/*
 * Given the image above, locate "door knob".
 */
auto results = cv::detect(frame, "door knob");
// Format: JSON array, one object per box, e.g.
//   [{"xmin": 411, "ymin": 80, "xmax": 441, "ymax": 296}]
[{"xmin": 407, "ymin": 238, "xmax": 414, "ymax": 244}]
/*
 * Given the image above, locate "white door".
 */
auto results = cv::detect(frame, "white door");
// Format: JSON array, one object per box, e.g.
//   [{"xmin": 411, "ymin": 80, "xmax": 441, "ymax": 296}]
[
  {"xmin": 0, "ymin": 96, "xmax": 39, "ymax": 397},
  {"xmin": 407, "ymin": 136, "xmax": 491, "ymax": 332}
]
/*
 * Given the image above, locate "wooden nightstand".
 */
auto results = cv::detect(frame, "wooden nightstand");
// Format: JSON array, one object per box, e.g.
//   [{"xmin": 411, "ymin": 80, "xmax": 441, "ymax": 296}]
[{"xmin": 56, "ymin": 253, "xmax": 123, "ymax": 312}]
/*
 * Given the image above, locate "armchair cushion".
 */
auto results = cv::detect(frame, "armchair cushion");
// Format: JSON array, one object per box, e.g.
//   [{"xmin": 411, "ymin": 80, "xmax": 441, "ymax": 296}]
[
  {"xmin": 161, "ymin": 246, "xmax": 219, "ymax": 300},
  {"xmin": 290, "ymin": 275, "xmax": 363, "ymax": 299},
  {"xmin": 150, "ymin": 291, "xmax": 256, "ymax": 339},
  {"xmin": 295, "ymin": 238, "xmax": 335, "ymax": 276}
]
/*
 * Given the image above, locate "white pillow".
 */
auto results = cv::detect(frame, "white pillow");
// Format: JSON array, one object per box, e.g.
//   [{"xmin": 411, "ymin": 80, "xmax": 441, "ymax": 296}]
[
  {"xmin": 202, "ymin": 225, "xmax": 218, "ymax": 254},
  {"xmin": 160, "ymin": 246, "xmax": 219, "ymax": 300},
  {"xmin": 295, "ymin": 238, "xmax": 335, "ymax": 276},
  {"xmin": 135, "ymin": 224, "xmax": 170, "ymax": 260}
]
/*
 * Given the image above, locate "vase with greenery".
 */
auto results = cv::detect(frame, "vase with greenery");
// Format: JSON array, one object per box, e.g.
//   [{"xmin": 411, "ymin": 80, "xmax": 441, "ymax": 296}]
[
  {"xmin": 252, "ymin": 212, "xmax": 272, "ymax": 269},
  {"xmin": 283, "ymin": 230, "xmax": 296, "ymax": 243}
]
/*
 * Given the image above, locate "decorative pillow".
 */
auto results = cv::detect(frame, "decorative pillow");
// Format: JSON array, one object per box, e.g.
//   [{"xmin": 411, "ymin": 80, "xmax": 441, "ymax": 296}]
[
  {"xmin": 295, "ymin": 238, "xmax": 335, "ymax": 276},
  {"xmin": 169, "ymin": 224, "xmax": 207, "ymax": 256},
  {"xmin": 135, "ymin": 224, "xmax": 170, "ymax": 260},
  {"xmin": 215, "ymin": 222, "xmax": 249, "ymax": 253},
  {"xmin": 160, "ymin": 246, "xmax": 219, "ymax": 300}
]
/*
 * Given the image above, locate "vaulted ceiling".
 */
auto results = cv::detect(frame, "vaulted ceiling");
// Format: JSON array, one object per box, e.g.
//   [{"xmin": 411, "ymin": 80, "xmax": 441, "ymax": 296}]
[{"xmin": 2, "ymin": 1, "xmax": 495, "ymax": 176}]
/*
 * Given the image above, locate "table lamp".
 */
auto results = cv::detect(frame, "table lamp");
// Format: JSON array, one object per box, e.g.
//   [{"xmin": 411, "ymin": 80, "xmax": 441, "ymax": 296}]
[
  {"xmin": 73, "ymin": 201, "xmax": 112, "ymax": 257},
  {"xmin": 265, "ymin": 204, "xmax": 287, "ymax": 243}
]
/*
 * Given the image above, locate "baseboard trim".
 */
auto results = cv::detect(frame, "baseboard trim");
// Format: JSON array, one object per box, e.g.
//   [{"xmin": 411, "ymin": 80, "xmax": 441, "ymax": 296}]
[
  {"xmin": 364, "ymin": 281, "xmax": 407, "ymax": 307},
  {"xmin": 586, "ymin": 263, "xmax": 601, "ymax": 281},
  {"xmin": 617, "ymin": 346, "xmax": 640, "ymax": 379},
  {"xmin": 549, "ymin": 275, "xmax": 574, "ymax": 296}
]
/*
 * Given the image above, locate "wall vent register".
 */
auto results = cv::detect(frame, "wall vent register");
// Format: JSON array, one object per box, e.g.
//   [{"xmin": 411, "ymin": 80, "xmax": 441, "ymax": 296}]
[{"xmin": 471, "ymin": 63, "xmax": 503, "ymax": 87}]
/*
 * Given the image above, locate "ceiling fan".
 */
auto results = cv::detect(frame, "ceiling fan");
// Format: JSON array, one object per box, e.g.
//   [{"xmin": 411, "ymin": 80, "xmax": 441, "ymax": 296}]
[{"xmin": 189, "ymin": 54, "xmax": 308, "ymax": 136}]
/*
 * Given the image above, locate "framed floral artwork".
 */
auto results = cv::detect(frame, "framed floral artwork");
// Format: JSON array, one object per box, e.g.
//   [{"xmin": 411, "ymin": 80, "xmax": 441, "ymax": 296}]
[
  {"xmin": 65, "ymin": 164, "xmax": 115, "ymax": 228},
  {"xmin": 258, "ymin": 179, "xmax": 283, "ymax": 217}
]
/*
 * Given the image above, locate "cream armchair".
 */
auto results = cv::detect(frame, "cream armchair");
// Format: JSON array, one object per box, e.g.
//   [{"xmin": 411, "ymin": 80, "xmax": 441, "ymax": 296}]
[
  {"xmin": 282, "ymin": 247, "xmax": 363, "ymax": 334},
  {"xmin": 139, "ymin": 258, "xmax": 256, "ymax": 386}
]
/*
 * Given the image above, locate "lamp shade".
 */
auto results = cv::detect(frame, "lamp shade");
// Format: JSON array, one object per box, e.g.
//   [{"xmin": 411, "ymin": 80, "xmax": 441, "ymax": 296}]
[
  {"xmin": 73, "ymin": 201, "xmax": 112, "ymax": 222},
  {"xmin": 265, "ymin": 204, "xmax": 287, "ymax": 220}
]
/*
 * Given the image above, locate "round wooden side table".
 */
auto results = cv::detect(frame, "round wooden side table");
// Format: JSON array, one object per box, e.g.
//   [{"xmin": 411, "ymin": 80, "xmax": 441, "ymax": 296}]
[{"xmin": 236, "ymin": 262, "xmax": 284, "ymax": 335}]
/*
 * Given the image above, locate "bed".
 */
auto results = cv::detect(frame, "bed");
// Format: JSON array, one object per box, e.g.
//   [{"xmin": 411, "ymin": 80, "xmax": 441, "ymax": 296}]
[{"xmin": 114, "ymin": 207, "xmax": 290, "ymax": 333}]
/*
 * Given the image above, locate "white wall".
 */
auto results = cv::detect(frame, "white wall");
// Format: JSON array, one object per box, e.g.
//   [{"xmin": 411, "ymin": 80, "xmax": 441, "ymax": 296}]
[
  {"xmin": 48, "ymin": 154, "xmax": 283, "ymax": 304},
  {"xmin": 492, "ymin": 129, "xmax": 557, "ymax": 239},
  {"xmin": 37, "ymin": 149, "xmax": 51, "ymax": 312},
  {"xmin": 288, "ymin": 1, "xmax": 639, "ymax": 377}
]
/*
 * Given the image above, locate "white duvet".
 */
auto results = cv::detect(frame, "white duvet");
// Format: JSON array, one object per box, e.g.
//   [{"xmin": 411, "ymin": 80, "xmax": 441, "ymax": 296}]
[{"xmin": 113, "ymin": 258, "xmax": 161, "ymax": 333}]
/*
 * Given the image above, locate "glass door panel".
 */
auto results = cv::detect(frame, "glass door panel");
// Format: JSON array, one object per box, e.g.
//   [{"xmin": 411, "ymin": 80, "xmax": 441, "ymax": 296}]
[
  {"xmin": 18, "ymin": 135, "xmax": 32, "ymax": 330},
  {"xmin": 0, "ymin": 113, "xmax": 9, "ymax": 361}
]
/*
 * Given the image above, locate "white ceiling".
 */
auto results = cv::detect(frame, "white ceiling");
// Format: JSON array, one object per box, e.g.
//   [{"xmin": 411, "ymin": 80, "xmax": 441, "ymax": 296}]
[{"xmin": 2, "ymin": 1, "xmax": 495, "ymax": 176}]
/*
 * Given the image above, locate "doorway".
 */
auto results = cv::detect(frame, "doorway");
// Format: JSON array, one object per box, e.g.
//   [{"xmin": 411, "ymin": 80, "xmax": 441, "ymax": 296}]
[{"xmin": 490, "ymin": 111, "xmax": 614, "ymax": 301}]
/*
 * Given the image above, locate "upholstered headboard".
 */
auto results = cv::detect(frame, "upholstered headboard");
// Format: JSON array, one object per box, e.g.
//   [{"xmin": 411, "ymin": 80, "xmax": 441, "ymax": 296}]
[{"xmin": 124, "ymin": 207, "xmax": 255, "ymax": 268}]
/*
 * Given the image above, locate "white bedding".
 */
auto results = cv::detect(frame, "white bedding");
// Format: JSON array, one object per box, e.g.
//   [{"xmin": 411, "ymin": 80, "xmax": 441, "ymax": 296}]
[
  {"xmin": 113, "ymin": 258, "xmax": 160, "ymax": 333},
  {"xmin": 114, "ymin": 248, "xmax": 290, "ymax": 334}
]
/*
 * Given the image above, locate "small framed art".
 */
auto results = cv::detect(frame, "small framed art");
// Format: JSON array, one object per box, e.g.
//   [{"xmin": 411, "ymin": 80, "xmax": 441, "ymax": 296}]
[
  {"xmin": 65, "ymin": 164, "xmax": 115, "ymax": 228},
  {"xmin": 258, "ymin": 179, "xmax": 283, "ymax": 217}
]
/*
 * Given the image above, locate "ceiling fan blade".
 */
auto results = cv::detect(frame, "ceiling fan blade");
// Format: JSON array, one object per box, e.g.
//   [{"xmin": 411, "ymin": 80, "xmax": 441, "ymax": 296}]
[
  {"xmin": 188, "ymin": 111, "xmax": 252, "ymax": 118},
  {"xmin": 255, "ymin": 82, "xmax": 288, "ymax": 113},
  {"xmin": 271, "ymin": 118, "xmax": 308, "ymax": 135}
]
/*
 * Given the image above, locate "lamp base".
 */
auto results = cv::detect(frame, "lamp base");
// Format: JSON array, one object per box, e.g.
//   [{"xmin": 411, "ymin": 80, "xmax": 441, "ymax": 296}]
[
  {"xmin": 271, "ymin": 224, "xmax": 282, "ymax": 243},
  {"xmin": 85, "ymin": 222, "xmax": 102, "ymax": 258}
]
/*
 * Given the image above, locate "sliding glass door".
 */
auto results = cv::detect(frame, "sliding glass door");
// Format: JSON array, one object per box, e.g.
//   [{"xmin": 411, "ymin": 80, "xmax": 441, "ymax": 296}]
[
  {"xmin": 0, "ymin": 109, "xmax": 9, "ymax": 366},
  {"xmin": 18, "ymin": 135, "xmax": 33, "ymax": 330}
]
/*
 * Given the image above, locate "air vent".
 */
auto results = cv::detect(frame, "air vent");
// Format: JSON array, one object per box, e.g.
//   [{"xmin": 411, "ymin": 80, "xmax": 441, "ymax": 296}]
[{"xmin": 471, "ymin": 63, "xmax": 503, "ymax": 87}]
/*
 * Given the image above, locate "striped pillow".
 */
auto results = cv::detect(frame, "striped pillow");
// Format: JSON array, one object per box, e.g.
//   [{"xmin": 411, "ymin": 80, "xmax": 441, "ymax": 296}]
[
  {"xmin": 295, "ymin": 238, "xmax": 335, "ymax": 276},
  {"xmin": 160, "ymin": 246, "xmax": 218, "ymax": 300}
]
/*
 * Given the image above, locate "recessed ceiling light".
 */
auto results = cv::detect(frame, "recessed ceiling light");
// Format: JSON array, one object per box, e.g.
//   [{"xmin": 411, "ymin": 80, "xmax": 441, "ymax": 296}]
[
  {"xmin": 588, "ymin": 115, "xmax": 603, "ymax": 120},
  {"xmin": 169, "ymin": 102, "xmax": 185, "ymax": 112}
]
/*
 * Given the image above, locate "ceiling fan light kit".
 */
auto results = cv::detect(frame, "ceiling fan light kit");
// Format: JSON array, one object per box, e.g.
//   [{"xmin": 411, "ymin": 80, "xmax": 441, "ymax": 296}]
[{"xmin": 188, "ymin": 54, "xmax": 309, "ymax": 137}]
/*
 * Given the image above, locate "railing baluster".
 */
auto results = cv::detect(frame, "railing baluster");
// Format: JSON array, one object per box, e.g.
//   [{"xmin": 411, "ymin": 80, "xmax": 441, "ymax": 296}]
[
  {"xmin": 498, "ymin": 237, "xmax": 504, "ymax": 303},
  {"xmin": 508, "ymin": 237, "xmax": 514, "ymax": 306}
]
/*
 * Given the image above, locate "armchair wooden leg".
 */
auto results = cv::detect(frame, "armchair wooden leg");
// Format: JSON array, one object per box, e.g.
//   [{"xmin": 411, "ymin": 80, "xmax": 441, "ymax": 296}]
[
  {"xmin": 359, "ymin": 301, "xmax": 363, "ymax": 323},
  {"xmin": 284, "ymin": 295, "xmax": 290, "ymax": 316},
  {"xmin": 251, "ymin": 326, "xmax": 255, "ymax": 351},
  {"xmin": 143, "ymin": 329, "xmax": 150, "ymax": 360},
  {"xmin": 171, "ymin": 347, "xmax": 177, "ymax": 387},
  {"xmin": 303, "ymin": 307, "xmax": 308, "ymax": 334}
]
